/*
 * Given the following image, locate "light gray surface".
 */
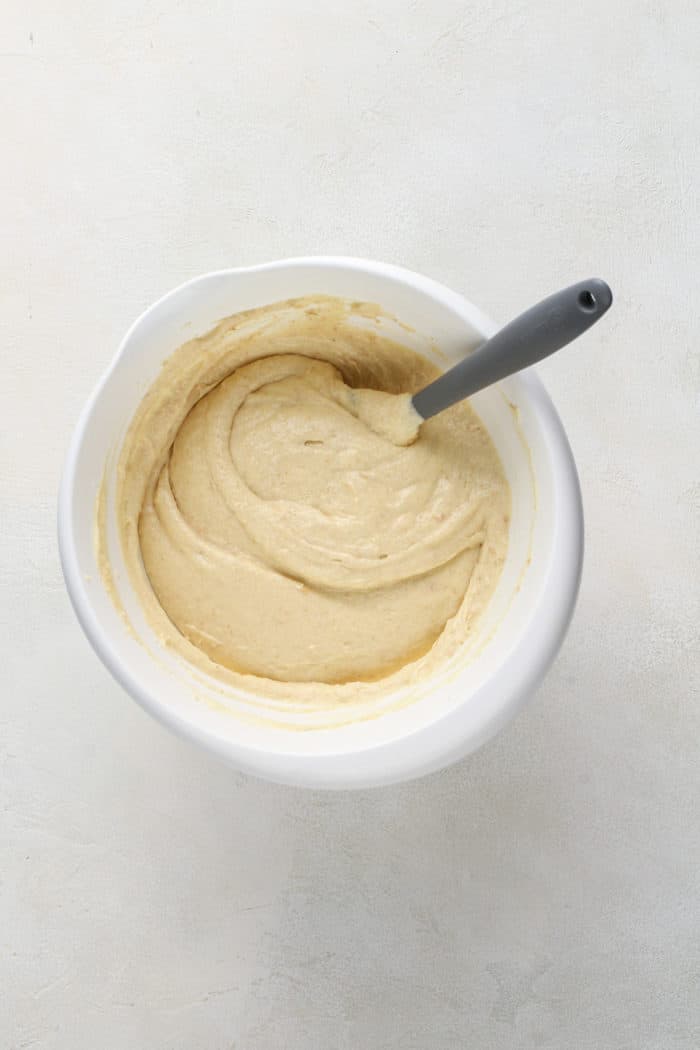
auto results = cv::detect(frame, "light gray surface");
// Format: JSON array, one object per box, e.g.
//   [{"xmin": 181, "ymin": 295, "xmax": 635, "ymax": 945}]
[{"xmin": 2, "ymin": 2, "xmax": 698, "ymax": 1047}]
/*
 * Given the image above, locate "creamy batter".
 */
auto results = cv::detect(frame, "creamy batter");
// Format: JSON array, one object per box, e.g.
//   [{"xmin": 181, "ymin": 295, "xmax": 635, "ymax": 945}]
[{"xmin": 110, "ymin": 296, "xmax": 509, "ymax": 700}]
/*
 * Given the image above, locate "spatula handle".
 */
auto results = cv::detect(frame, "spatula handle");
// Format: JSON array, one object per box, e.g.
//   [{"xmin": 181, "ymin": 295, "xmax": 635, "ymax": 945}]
[{"xmin": 412, "ymin": 278, "xmax": 613, "ymax": 420}]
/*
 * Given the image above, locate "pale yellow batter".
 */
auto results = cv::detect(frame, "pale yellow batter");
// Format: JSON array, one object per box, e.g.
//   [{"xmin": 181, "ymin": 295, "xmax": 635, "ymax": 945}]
[{"xmin": 110, "ymin": 296, "xmax": 509, "ymax": 699}]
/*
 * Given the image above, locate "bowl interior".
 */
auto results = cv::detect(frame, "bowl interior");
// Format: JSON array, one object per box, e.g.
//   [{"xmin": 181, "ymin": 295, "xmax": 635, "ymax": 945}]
[{"xmin": 60, "ymin": 259, "xmax": 577, "ymax": 786}]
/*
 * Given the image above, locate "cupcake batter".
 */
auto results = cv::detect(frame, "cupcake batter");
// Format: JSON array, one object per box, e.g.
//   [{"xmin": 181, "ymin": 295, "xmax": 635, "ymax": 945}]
[{"xmin": 111, "ymin": 296, "xmax": 509, "ymax": 694}]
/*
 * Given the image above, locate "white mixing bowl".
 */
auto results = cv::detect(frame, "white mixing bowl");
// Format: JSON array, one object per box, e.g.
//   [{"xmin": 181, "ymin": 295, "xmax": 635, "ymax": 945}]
[{"xmin": 58, "ymin": 258, "xmax": 583, "ymax": 788}]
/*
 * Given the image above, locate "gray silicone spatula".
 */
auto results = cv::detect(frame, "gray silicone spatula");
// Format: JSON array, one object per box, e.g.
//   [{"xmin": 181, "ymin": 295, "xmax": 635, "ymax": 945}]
[{"xmin": 412, "ymin": 278, "xmax": 613, "ymax": 422}]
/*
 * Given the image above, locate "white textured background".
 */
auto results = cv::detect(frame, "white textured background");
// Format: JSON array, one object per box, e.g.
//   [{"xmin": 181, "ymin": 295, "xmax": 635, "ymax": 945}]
[{"xmin": 2, "ymin": 2, "xmax": 699, "ymax": 1047}]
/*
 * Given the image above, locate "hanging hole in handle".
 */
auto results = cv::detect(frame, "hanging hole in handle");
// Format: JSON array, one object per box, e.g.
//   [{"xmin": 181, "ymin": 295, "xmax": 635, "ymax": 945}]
[{"xmin": 578, "ymin": 289, "xmax": 597, "ymax": 311}]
